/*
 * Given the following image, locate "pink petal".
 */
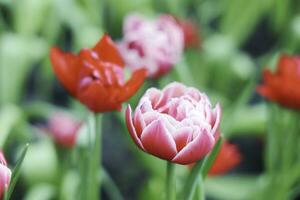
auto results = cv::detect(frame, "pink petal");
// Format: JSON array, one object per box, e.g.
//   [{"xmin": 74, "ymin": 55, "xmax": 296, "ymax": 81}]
[
  {"xmin": 133, "ymin": 108, "xmax": 145, "ymax": 137},
  {"xmin": 155, "ymin": 82, "xmax": 186, "ymax": 109},
  {"xmin": 140, "ymin": 119, "xmax": 177, "ymax": 160},
  {"xmin": 172, "ymin": 129, "xmax": 215, "ymax": 164},
  {"xmin": 173, "ymin": 127, "xmax": 193, "ymax": 152},
  {"xmin": 125, "ymin": 105, "xmax": 145, "ymax": 150},
  {"xmin": 144, "ymin": 88, "xmax": 162, "ymax": 108},
  {"xmin": 211, "ymin": 103, "xmax": 222, "ymax": 136}
]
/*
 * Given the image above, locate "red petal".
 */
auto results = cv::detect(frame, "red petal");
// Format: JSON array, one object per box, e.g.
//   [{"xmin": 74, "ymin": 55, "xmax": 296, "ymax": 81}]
[
  {"xmin": 209, "ymin": 141, "xmax": 242, "ymax": 175},
  {"xmin": 119, "ymin": 69, "xmax": 146, "ymax": 101},
  {"xmin": 49, "ymin": 47, "xmax": 81, "ymax": 96},
  {"xmin": 77, "ymin": 78, "xmax": 121, "ymax": 112},
  {"xmin": 93, "ymin": 34, "xmax": 125, "ymax": 67},
  {"xmin": 277, "ymin": 55, "xmax": 298, "ymax": 77}
]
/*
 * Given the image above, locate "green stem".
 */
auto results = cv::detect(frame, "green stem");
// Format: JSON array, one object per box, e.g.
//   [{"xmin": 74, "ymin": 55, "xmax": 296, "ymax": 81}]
[
  {"xmin": 182, "ymin": 137, "xmax": 223, "ymax": 200},
  {"xmin": 182, "ymin": 160, "xmax": 203, "ymax": 200},
  {"xmin": 90, "ymin": 113, "xmax": 103, "ymax": 200},
  {"xmin": 166, "ymin": 162, "xmax": 176, "ymax": 200},
  {"xmin": 102, "ymin": 169, "xmax": 124, "ymax": 200}
]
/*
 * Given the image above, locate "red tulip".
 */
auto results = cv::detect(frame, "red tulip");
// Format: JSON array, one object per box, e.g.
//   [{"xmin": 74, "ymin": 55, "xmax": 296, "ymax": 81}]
[
  {"xmin": 50, "ymin": 34, "xmax": 146, "ymax": 112},
  {"xmin": 257, "ymin": 55, "xmax": 300, "ymax": 110},
  {"xmin": 0, "ymin": 152, "xmax": 11, "ymax": 198},
  {"xmin": 208, "ymin": 140, "xmax": 242, "ymax": 176},
  {"xmin": 174, "ymin": 17, "xmax": 200, "ymax": 49},
  {"xmin": 47, "ymin": 112, "xmax": 82, "ymax": 148}
]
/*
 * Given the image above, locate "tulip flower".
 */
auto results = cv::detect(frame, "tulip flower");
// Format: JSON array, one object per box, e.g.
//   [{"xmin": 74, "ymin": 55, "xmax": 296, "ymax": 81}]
[
  {"xmin": 126, "ymin": 82, "xmax": 221, "ymax": 165},
  {"xmin": 50, "ymin": 34, "xmax": 146, "ymax": 112},
  {"xmin": 118, "ymin": 14, "xmax": 184, "ymax": 78},
  {"xmin": 257, "ymin": 55, "xmax": 300, "ymax": 110},
  {"xmin": 208, "ymin": 140, "xmax": 242, "ymax": 175},
  {"xmin": 0, "ymin": 151, "xmax": 11, "ymax": 198},
  {"xmin": 46, "ymin": 112, "xmax": 82, "ymax": 148}
]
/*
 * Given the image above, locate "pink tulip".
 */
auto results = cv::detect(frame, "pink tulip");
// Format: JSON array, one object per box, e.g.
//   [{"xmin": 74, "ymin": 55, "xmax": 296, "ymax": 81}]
[
  {"xmin": 47, "ymin": 112, "xmax": 82, "ymax": 148},
  {"xmin": 118, "ymin": 14, "xmax": 184, "ymax": 78},
  {"xmin": 0, "ymin": 152, "xmax": 11, "ymax": 198},
  {"xmin": 126, "ymin": 82, "xmax": 221, "ymax": 164}
]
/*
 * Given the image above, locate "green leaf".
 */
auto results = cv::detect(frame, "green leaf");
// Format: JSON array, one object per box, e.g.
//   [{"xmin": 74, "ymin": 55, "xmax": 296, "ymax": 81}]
[
  {"xmin": 182, "ymin": 136, "xmax": 223, "ymax": 200},
  {"xmin": 205, "ymin": 175, "xmax": 259, "ymax": 200},
  {"xmin": 201, "ymin": 136, "xmax": 223, "ymax": 179},
  {"xmin": 0, "ymin": 105, "xmax": 22, "ymax": 148},
  {"xmin": 4, "ymin": 143, "xmax": 29, "ymax": 200}
]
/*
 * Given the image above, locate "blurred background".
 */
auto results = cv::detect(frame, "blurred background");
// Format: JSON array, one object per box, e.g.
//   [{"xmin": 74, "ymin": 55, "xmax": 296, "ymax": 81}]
[{"xmin": 1, "ymin": 0, "xmax": 300, "ymax": 199}]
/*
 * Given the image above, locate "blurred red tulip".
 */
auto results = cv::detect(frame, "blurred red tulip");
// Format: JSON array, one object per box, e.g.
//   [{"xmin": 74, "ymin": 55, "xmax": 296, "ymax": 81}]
[
  {"xmin": 126, "ymin": 82, "xmax": 221, "ymax": 164},
  {"xmin": 50, "ymin": 34, "xmax": 146, "ymax": 112},
  {"xmin": 208, "ymin": 140, "xmax": 242, "ymax": 176},
  {"xmin": 47, "ymin": 112, "xmax": 82, "ymax": 148},
  {"xmin": 0, "ymin": 152, "xmax": 11, "ymax": 198},
  {"xmin": 257, "ymin": 55, "xmax": 300, "ymax": 110},
  {"xmin": 174, "ymin": 17, "xmax": 200, "ymax": 49}
]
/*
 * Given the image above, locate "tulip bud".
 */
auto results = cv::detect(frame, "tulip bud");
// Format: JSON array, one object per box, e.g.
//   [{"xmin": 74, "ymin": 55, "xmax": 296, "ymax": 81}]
[
  {"xmin": 126, "ymin": 82, "xmax": 221, "ymax": 164},
  {"xmin": 0, "ymin": 151, "xmax": 11, "ymax": 198},
  {"xmin": 47, "ymin": 112, "xmax": 82, "ymax": 148}
]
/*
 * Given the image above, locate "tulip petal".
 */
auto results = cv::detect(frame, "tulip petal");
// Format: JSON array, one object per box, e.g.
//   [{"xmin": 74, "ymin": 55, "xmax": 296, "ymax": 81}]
[
  {"xmin": 155, "ymin": 82, "xmax": 186, "ymax": 109},
  {"xmin": 133, "ymin": 108, "xmax": 146, "ymax": 137},
  {"xmin": 126, "ymin": 105, "xmax": 145, "ymax": 150},
  {"xmin": 77, "ymin": 79, "xmax": 121, "ymax": 112},
  {"xmin": 93, "ymin": 34, "xmax": 125, "ymax": 67},
  {"xmin": 119, "ymin": 69, "xmax": 146, "ymax": 101},
  {"xmin": 172, "ymin": 129, "xmax": 214, "ymax": 164},
  {"xmin": 173, "ymin": 127, "xmax": 193, "ymax": 152},
  {"xmin": 141, "ymin": 118, "xmax": 177, "ymax": 160},
  {"xmin": 50, "ymin": 47, "xmax": 81, "ymax": 96},
  {"xmin": 211, "ymin": 103, "xmax": 222, "ymax": 136}
]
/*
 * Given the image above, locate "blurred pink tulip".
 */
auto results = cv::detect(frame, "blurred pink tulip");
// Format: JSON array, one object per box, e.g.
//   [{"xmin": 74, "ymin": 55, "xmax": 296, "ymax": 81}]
[
  {"xmin": 126, "ymin": 82, "xmax": 221, "ymax": 164},
  {"xmin": 0, "ymin": 152, "xmax": 11, "ymax": 198},
  {"xmin": 47, "ymin": 112, "xmax": 82, "ymax": 148},
  {"xmin": 118, "ymin": 14, "xmax": 184, "ymax": 78}
]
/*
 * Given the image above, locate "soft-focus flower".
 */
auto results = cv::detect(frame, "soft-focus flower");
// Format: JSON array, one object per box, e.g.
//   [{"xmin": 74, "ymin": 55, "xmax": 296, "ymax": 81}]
[
  {"xmin": 257, "ymin": 55, "xmax": 300, "ymax": 110},
  {"xmin": 126, "ymin": 82, "xmax": 221, "ymax": 164},
  {"xmin": 0, "ymin": 151, "xmax": 11, "ymax": 198},
  {"xmin": 118, "ymin": 14, "xmax": 184, "ymax": 78},
  {"xmin": 208, "ymin": 140, "xmax": 242, "ymax": 176},
  {"xmin": 46, "ymin": 112, "xmax": 82, "ymax": 148},
  {"xmin": 174, "ymin": 17, "xmax": 200, "ymax": 49},
  {"xmin": 50, "ymin": 34, "xmax": 146, "ymax": 112}
]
